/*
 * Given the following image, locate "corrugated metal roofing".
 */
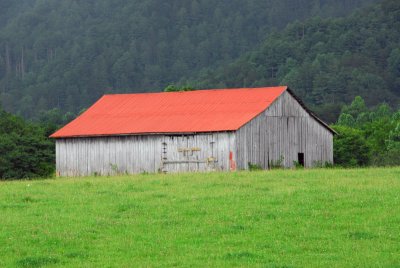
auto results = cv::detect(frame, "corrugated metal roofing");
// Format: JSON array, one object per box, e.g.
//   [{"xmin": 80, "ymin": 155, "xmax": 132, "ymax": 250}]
[{"xmin": 50, "ymin": 86, "xmax": 288, "ymax": 138}]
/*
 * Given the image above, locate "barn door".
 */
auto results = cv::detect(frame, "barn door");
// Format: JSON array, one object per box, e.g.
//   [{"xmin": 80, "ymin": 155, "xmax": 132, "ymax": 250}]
[{"xmin": 160, "ymin": 135, "xmax": 217, "ymax": 173}]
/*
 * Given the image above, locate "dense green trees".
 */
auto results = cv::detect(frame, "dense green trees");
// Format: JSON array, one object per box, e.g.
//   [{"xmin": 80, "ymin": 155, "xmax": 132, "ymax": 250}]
[
  {"xmin": 191, "ymin": 0, "xmax": 400, "ymax": 122},
  {"xmin": 0, "ymin": 108, "xmax": 54, "ymax": 179},
  {"xmin": 0, "ymin": 0, "xmax": 376, "ymax": 119},
  {"xmin": 333, "ymin": 96, "xmax": 400, "ymax": 167}
]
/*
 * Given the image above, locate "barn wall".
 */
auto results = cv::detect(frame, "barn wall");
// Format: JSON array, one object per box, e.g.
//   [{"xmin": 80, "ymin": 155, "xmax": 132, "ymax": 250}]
[
  {"xmin": 160, "ymin": 133, "xmax": 236, "ymax": 173},
  {"xmin": 56, "ymin": 132, "xmax": 236, "ymax": 176},
  {"xmin": 235, "ymin": 91, "xmax": 333, "ymax": 169}
]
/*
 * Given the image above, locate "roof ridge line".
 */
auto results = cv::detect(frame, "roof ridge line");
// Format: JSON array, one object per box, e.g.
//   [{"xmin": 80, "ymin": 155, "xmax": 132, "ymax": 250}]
[{"xmin": 102, "ymin": 86, "xmax": 288, "ymax": 96}]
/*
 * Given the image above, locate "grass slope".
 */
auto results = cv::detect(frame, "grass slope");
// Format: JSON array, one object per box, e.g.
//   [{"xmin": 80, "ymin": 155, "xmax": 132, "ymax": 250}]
[{"xmin": 1, "ymin": 168, "xmax": 400, "ymax": 267}]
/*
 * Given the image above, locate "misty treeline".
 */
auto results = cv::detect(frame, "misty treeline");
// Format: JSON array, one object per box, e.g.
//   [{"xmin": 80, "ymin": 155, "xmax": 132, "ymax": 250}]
[{"xmin": 0, "ymin": 0, "xmax": 376, "ymax": 119}]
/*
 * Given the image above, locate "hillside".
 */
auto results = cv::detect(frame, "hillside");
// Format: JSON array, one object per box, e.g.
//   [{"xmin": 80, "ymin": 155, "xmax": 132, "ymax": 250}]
[
  {"xmin": 1, "ymin": 168, "xmax": 399, "ymax": 266},
  {"xmin": 190, "ymin": 0, "xmax": 400, "ymax": 122},
  {"xmin": 0, "ymin": 0, "xmax": 376, "ymax": 118},
  {"xmin": 0, "ymin": 0, "xmax": 34, "ymax": 27}
]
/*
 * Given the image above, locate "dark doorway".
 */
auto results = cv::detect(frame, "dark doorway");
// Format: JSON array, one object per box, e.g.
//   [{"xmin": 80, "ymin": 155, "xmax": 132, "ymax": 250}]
[{"xmin": 298, "ymin": 153, "xmax": 305, "ymax": 167}]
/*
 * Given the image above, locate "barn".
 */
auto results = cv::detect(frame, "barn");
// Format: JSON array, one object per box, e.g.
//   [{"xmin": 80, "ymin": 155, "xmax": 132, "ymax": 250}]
[{"xmin": 51, "ymin": 86, "xmax": 335, "ymax": 176}]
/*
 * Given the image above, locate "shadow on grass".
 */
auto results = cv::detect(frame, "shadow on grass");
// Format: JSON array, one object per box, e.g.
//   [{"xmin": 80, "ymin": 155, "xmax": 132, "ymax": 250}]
[
  {"xmin": 65, "ymin": 251, "xmax": 89, "ymax": 259},
  {"xmin": 22, "ymin": 196, "xmax": 37, "ymax": 203},
  {"xmin": 348, "ymin": 231, "xmax": 377, "ymax": 240},
  {"xmin": 17, "ymin": 256, "xmax": 59, "ymax": 268},
  {"xmin": 224, "ymin": 251, "xmax": 258, "ymax": 260}
]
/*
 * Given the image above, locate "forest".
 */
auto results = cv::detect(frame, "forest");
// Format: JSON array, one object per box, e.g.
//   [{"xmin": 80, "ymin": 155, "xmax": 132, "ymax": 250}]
[
  {"xmin": 0, "ymin": 0, "xmax": 377, "ymax": 118},
  {"xmin": 333, "ymin": 96, "xmax": 400, "ymax": 167},
  {"xmin": 189, "ymin": 0, "xmax": 400, "ymax": 122},
  {"xmin": 0, "ymin": 109, "xmax": 54, "ymax": 179},
  {"xmin": 0, "ymin": 0, "xmax": 399, "ymax": 178}
]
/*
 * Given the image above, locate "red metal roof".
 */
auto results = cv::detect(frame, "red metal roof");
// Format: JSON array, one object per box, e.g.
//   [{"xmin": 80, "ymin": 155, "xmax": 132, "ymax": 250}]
[{"xmin": 50, "ymin": 86, "xmax": 288, "ymax": 138}]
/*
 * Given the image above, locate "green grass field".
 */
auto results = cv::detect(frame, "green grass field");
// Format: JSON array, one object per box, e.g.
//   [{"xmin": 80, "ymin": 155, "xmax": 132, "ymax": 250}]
[{"xmin": 1, "ymin": 168, "xmax": 400, "ymax": 267}]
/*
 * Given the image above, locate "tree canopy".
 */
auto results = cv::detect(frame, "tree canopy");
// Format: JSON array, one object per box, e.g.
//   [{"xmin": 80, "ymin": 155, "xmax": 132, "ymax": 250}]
[
  {"xmin": 0, "ymin": 109, "xmax": 54, "ymax": 179},
  {"xmin": 333, "ymin": 96, "xmax": 400, "ymax": 167},
  {"xmin": 189, "ymin": 0, "xmax": 400, "ymax": 122},
  {"xmin": 0, "ymin": 0, "xmax": 377, "ymax": 119}
]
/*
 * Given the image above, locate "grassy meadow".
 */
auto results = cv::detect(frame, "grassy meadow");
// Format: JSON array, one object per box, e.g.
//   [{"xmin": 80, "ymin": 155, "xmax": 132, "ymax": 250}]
[{"xmin": 1, "ymin": 168, "xmax": 400, "ymax": 267}]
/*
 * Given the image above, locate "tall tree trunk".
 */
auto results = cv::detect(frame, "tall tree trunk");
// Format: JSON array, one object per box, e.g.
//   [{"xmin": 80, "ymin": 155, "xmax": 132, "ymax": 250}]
[
  {"xmin": 5, "ymin": 44, "xmax": 11, "ymax": 74},
  {"xmin": 21, "ymin": 47, "xmax": 25, "ymax": 79}
]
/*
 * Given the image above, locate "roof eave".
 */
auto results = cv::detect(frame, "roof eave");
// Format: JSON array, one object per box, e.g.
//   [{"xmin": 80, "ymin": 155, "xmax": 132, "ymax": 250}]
[
  {"xmin": 50, "ymin": 129, "xmax": 238, "ymax": 139},
  {"xmin": 286, "ymin": 88, "xmax": 338, "ymax": 135}
]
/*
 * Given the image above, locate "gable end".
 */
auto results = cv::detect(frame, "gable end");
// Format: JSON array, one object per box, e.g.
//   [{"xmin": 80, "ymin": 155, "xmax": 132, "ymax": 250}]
[{"xmin": 286, "ymin": 88, "xmax": 337, "ymax": 135}]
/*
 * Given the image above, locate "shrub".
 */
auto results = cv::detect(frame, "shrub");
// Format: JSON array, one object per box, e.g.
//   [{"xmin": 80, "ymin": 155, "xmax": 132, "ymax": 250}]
[
  {"xmin": 332, "ymin": 125, "xmax": 370, "ymax": 167},
  {"xmin": 269, "ymin": 156, "xmax": 284, "ymax": 169},
  {"xmin": 248, "ymin": 162, "xmax": 262, "ymax": 171},
  {"xmin": 0, "ymin": 110, "xmax": 54, "ymax": 179},
  {"xmin": 293, "ymin": 161, "xmax": 304, "ymax": 169}
]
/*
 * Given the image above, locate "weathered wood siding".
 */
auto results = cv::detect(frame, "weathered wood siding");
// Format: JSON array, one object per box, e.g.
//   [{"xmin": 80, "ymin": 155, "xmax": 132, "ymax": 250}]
[
  {"xmin": 56, "ymin": 132, "xmax": 236, "ymax": 176},
  {"xmin": 161, "ymin": 133, "xmax": 236, "ymax": 173},
  {"xmin": 235, "ymin": 91, "xmax": 333, "ymax": 169}
]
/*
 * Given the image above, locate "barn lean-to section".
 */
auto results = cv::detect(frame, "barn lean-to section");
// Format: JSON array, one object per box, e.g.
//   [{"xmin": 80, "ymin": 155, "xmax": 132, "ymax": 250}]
[
  {"xmin": 235, "ymin": 90, "xmax": 333, "ymax": 169},
  {"xmin": 52, "ymin": 86, "xmax": 335, "ymax": 177}
]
